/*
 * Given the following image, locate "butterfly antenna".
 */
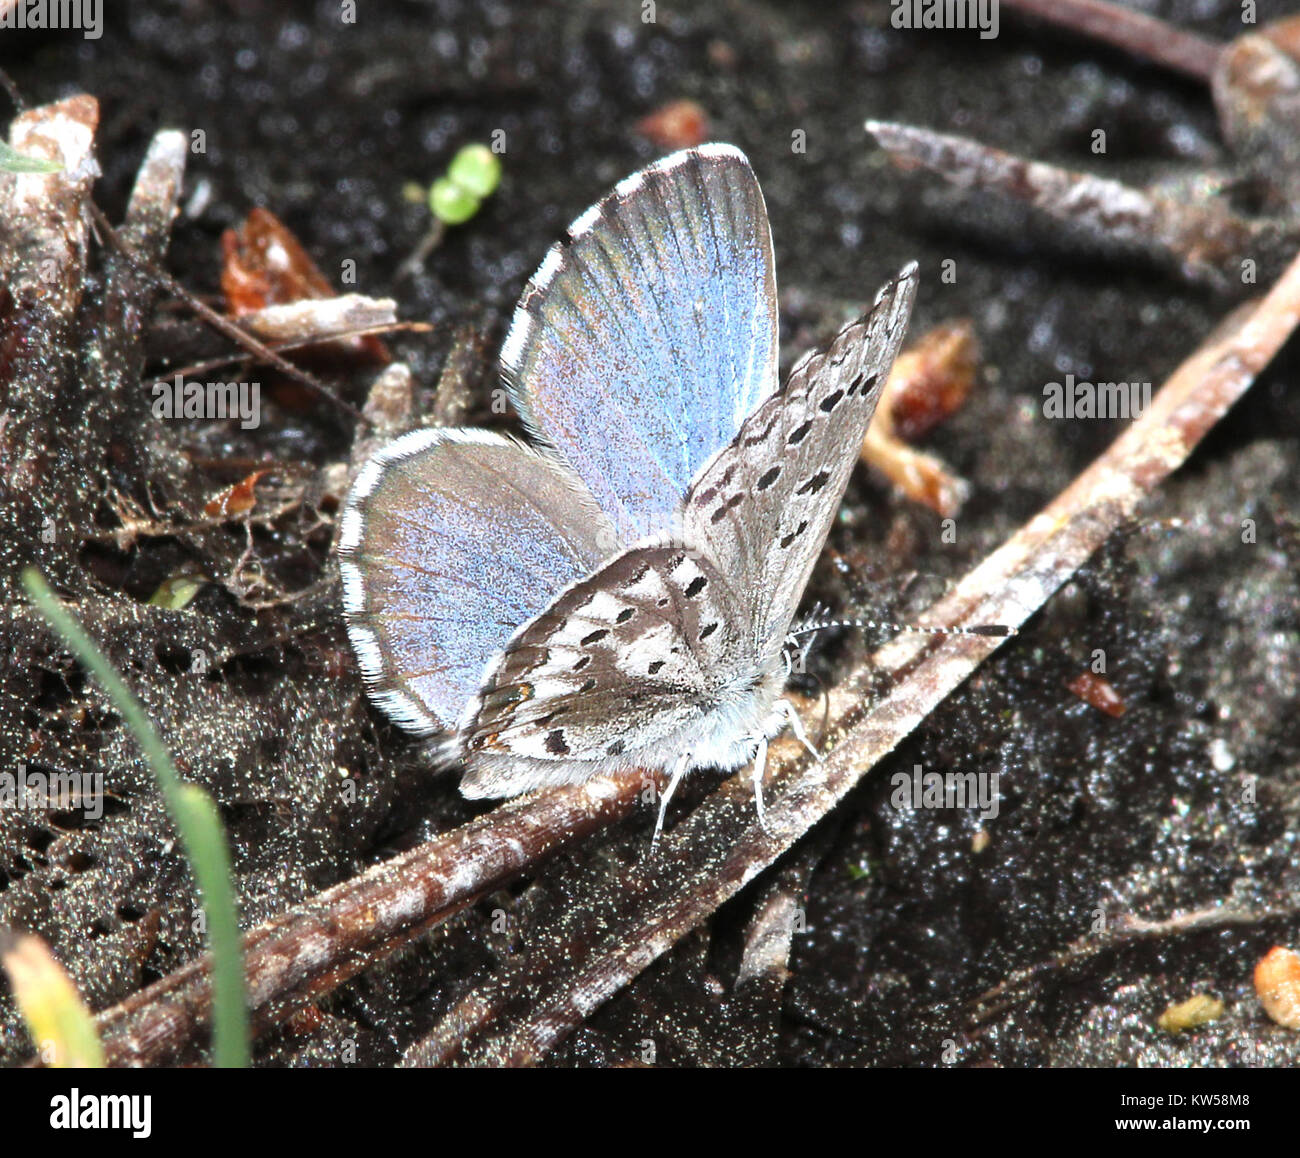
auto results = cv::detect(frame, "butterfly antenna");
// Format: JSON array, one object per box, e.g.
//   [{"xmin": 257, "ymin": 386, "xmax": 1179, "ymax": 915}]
[{"xmin": 787, "ymin": 615, "xmax": 1016, "ymax": 641}]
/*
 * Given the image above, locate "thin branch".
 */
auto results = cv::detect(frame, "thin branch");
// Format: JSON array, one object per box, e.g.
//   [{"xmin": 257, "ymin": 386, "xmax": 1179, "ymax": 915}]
[
  {"xmin": 90, "ymin": 204, "xmax": 365, "ymax": 423},
  {"xmin": 865, "ymin": 119, "xmax": 1286, "ymax": 289},
  {"xmin": 1003, "ymin": 0, "xmax": 1223, "ymax": 84},
  {"xmin": 971, "ymin": 902, "xmax": 1300, "ymax": 1024},
  {"xmin": 92, "ymin": 775, "xmax": 643, "ymax": 1066}
]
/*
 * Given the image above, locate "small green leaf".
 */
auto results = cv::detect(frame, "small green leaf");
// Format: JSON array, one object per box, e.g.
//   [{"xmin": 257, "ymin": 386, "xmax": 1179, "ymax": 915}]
[
  {"xmin": 429, "ymin": 176, "xmax": 480, "ymax": 225},
  {"xmin": 447, "ymin": 143, "xmax": 502, "ymax": 200}
]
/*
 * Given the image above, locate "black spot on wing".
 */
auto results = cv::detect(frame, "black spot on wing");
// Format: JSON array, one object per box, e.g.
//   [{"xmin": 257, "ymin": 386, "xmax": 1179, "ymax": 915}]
[
  {"xmin": 779, "ymin": 519, "xmax": 809, "ymax": 549},
  {"xmin": 694, "ymin": 461, "xmax": 739, "ymax": 505},
  {"xmin": 742, "ymin": 411, "xmax": 780, "ymax": 447},
  {"xmin": 709, "ymin": 492, "xmax": 744, "ymax": 524},
  {"xmin": 796, "ymin": 469, "xmax": 830, "ymax": 496},
  {"xmin": 848, "ymin": 370, "xmax": 878, "ymax": 397},
  {"xmin": 756, "ymin": 465, "xmax": 780, "ymax": 491}
]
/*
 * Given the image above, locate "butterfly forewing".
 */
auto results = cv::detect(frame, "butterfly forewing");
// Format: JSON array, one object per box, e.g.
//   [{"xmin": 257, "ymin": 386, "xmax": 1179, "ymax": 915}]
[
  {"xmin": 501, "ymin": 144, "xmax": 779, "ymax": 541},
  {"xmin": 684, "ymin": 264, "xmax": 918, "ymax": 657}
]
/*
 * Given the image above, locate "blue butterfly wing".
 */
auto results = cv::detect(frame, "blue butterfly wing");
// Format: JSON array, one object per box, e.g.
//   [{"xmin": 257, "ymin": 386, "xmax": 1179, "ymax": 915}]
[
  {"xmin": 338, "ymin": 429, "xmax": 616, "ymax": 734},
  {"xmin": 501, "ymin": 144, "xmax": 779, "ymax": 541}
]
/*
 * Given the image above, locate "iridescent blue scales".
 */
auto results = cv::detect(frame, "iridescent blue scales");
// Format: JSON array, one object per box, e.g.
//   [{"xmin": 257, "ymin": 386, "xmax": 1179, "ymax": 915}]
[{"xmin": 338, "ymin": 144, "xmax": 918, "ymax": 836}]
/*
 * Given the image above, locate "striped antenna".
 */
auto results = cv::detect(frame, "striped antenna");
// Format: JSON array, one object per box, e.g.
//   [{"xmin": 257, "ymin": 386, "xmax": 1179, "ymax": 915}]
[{"xmin": 787, "ymin": 614, "xmax": 1015, "ymax": 641}]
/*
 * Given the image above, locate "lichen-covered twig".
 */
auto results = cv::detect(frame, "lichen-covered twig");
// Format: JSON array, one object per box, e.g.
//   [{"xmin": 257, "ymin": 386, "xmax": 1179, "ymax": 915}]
[{"xmin": 865, "ymin": 119, "xmax": 1288, "ymax": 290}]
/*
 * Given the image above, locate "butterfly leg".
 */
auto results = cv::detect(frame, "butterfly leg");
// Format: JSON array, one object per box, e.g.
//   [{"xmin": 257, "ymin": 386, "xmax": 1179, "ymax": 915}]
[
  {"xmin": 778, "ymin": 698, "xmax": 823, "ymax": 763},
  {"xmin": 751, "ymin": 735, "xmax": 770, "ymax": 831},
  {"xmin": 652, "ymin": 751, "xmax": 692, "ymax": 850}
]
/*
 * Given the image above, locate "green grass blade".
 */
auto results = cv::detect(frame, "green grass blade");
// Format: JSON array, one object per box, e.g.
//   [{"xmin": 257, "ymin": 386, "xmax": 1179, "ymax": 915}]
[{"xmin": 21, "ymin": 568, "xmax": 250, "ymax": 1068}]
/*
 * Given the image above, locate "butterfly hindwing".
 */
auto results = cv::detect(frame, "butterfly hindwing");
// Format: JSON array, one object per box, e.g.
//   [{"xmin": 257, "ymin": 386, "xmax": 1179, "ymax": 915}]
[
  {"xmin": 501, "ymin": 144, "xmax": 779, "ymax": 541},
  {"xmin": 458, "ymin": 544, "xmax": 749, "ymax": 797},
  {"xmin": 684, "ymin": 263, "xmax": 919, "ymax": 658},
  {"xmin": 339, "ymin": 429, "xmax": 617, "ymax": 733}
]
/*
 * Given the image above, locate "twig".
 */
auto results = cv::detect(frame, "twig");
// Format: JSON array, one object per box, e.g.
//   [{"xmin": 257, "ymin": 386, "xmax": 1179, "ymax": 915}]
[
  {"xmin": 162, "ymin": 320, "xmax": 429, "ymax": 383},
  {"xmin": 92, "ymin": 774, "xmax": 642, "ymax": 1066},
  {"xmin": 865, "ymin": 119, "xmax": 1284, "ymax": 289},
  {"xmin": 1003, "ymin": 0, "xmax": 1223, "ymax": 84},
  {"xmin": 0, "ymin": 95, "xmax": 99, "ymax": 314},
  {"xmin": 971, "ymin": 902, "xmax": 1300, "ymax": 1024}
]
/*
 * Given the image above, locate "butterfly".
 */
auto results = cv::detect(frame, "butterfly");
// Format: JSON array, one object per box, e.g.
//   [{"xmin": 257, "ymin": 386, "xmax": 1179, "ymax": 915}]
[{"xmin": 339, "ymin": 143, "xmax": 918, "ymax": 841}]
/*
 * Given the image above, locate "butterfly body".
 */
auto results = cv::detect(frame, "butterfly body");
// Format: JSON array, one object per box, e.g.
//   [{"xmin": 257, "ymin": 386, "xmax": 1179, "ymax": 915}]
[{"xmin": 339, "ymin": 144, "xmax": 917, "ymax": 823}]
